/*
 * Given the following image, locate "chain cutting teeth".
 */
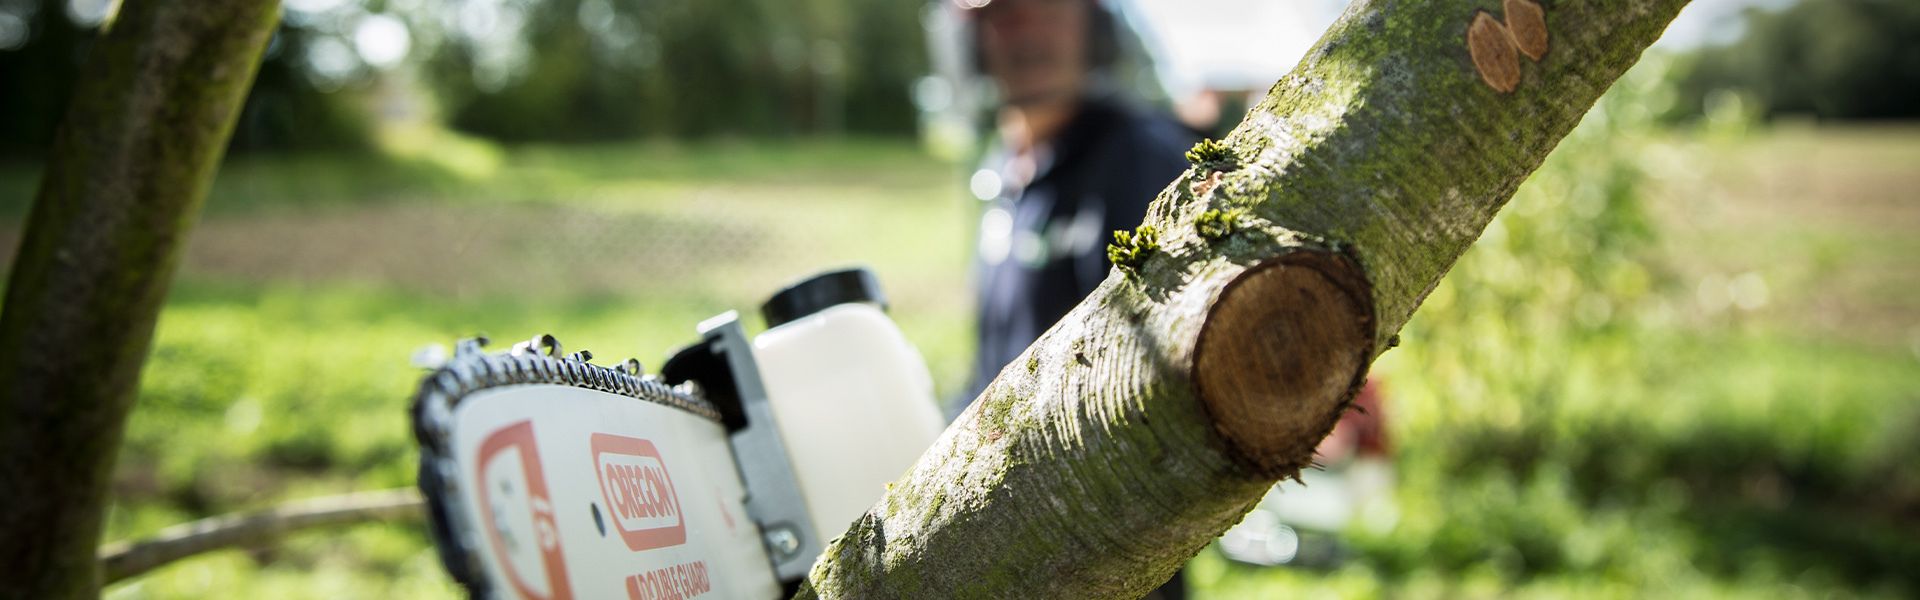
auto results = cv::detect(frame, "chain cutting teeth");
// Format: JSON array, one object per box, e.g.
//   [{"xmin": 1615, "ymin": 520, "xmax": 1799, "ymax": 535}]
[
  {"xmin": 454, "ymin": 336, "xmax": 488, "ymax": 359},
  {"xmin": 419, "ymin": 331, "xmax": 718, "ymax": 419},
  {"xmin": 511, "ymin": 333, "xmax": 563, "ymax": 358},
  {"xmin": 410, "ymin": 332, "xmax": 725, "ymax": 599}
]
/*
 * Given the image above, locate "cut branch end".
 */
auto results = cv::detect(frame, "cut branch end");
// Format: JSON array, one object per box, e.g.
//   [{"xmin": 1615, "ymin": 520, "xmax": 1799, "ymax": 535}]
[{"xmin": 1192, "ymin": 251, "xmax": 1374, "ymax": 477}]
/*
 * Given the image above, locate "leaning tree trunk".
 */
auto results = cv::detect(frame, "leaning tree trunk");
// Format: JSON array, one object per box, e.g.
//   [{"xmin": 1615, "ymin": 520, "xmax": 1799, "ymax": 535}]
[
  {"xmin": 799, "ymin": 0, "xmax": 1689, "ymax": 597},
  {"xmin": 0, "ymin": 1, "xmax": 279, "ymax": 597}
]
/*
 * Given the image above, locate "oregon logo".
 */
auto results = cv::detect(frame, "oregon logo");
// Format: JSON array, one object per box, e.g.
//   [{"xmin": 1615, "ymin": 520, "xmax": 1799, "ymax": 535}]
[{"xmin": 591, "ymin": 434, "xmax": 687, "ymax": 551}]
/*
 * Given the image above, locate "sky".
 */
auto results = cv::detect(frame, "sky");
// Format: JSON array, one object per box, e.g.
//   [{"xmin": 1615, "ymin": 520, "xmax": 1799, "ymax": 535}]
[{"xmin": 1126, "ymin": 0, "xmax": 1801, "ymax": 95}]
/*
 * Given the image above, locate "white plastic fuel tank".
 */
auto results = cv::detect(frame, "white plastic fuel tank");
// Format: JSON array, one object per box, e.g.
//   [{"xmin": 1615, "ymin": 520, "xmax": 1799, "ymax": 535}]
[{"xmin": 750, "ymin": 268, "xmax": 947, "ymax": 536}]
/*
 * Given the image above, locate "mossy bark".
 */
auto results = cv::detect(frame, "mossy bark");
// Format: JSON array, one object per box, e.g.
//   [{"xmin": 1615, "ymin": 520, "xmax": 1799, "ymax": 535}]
[
  {"xmin": 796, "ymin": 0, "xmax": 1689, "ymax": 598},
  {"xmin": 0, "ymin": 1, "xmax": 279, "ymax": 597}
]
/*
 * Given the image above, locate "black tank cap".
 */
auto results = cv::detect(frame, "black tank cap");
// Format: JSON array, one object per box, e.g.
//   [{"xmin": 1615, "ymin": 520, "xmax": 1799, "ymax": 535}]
[{"xmin": 760, "ymin": 267, "xmax": 888, "ymax": 329}]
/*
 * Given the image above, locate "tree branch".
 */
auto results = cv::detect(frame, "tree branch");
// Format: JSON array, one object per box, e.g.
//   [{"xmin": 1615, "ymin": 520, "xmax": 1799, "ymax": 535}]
[
  {"xmin": 0, "ymin": 0, "xmax": 280, "ymax": 596},
  {"xmin": 798, "ymin": 0, "xmax": 1691, "ymax": 597},
  {"xmin": 98, "ymin": 489, "xmax": 425, "ymax": 585}
]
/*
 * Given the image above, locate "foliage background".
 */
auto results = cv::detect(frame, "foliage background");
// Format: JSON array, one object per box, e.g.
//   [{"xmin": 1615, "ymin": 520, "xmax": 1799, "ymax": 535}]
[{"xmin": 1666, "ymin": 0, "xmax": 1920, "ymax": 121}]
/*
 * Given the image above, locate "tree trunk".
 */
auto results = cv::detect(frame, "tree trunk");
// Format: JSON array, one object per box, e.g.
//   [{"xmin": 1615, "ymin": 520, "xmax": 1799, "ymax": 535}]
[
  {"xmin": 0, "ymin": 1, "xmax": 280, "ymax": 597},
  {"xmin": 798, "ymin": 0, "xmax": 1689, "ymax": 597}
]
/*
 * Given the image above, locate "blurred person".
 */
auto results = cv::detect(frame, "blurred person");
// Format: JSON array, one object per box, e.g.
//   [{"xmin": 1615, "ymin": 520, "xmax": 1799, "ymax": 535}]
[
  {"xmin": 953, "ymin": 0, "xmax": 1197, "ymax": 411},
  {"xmin": 945, "ymin": 0, "xmax": 1199, "ymax": 597}
]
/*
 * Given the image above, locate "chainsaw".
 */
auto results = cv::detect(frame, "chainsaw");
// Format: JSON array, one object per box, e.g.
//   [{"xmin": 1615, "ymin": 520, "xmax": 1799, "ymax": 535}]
[{"xmin": 410, "ymin": 268, "xmax": 948, "ymax": 599}]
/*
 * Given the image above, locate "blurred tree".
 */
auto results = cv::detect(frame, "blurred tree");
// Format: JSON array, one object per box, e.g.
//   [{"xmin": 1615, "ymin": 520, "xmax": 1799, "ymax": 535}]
[
  {"xmin": 430, "ymin": 0, "xmax": 925, "ymax": 141},
  {"xmin": 225, "ymin": 25, "xmax": 377, "ymax": 153},
  {"xmin": 1670, "ymin": 0, "xmax": 1920, "ymax": 121},
  {"xmin": 0, "ymin": 0, "xmax": 279, "ymax": 597},
  {"xmin": 840, "ymin": 0, "xmax": 926, "ymax": 134},
  {"xmin": 1, "ymin": 0, "xmax": 926, "ymax": 158},
  {"xmin": 0, "ymin": 0, "xmax": 92, "ymax": 157},
  {"xmin": 0, "ymin": 0, "xmax": 371, "ymax": 157}
]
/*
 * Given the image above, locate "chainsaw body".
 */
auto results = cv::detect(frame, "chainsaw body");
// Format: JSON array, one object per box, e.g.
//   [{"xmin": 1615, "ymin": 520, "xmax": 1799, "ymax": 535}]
[{"xmin": 412, "ymin": 269, "xmax": 944, "ymax": 599}]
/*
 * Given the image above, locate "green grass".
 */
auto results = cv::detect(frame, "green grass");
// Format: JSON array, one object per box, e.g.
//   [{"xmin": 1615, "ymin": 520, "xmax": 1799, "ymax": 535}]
[
  {"xmin": 3, "ymin": 137, "xmax": 977, "ymax": 599},
  {"xmin": 2, "ymin": 111, "xmax": 1915, "ymax": 597},
  {"xmin": 1320, "ymin": 324, "xmax": 1920, "ymax": 598}
]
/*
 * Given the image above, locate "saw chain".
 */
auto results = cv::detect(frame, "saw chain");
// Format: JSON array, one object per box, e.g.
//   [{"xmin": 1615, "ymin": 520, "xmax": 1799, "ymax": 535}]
[{"xmin": 411, "ymin": 313, "xmax": 819, "ymax": 599}]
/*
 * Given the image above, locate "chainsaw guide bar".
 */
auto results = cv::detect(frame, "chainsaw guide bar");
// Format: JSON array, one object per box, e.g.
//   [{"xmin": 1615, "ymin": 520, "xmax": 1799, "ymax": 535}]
[{"xmin": 411, "ymin": 318, "xmax": 811, "ymax": 599}]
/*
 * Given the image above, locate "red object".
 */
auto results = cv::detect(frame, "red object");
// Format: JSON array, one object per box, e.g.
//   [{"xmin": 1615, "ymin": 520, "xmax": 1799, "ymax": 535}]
[
  {"xmin": 591, "ymin": 434, "xmax": 689, "ymax": 552},
  {"xmin": 1315, "ymin": 380, "xmax": 1391, "ymax": 462}
]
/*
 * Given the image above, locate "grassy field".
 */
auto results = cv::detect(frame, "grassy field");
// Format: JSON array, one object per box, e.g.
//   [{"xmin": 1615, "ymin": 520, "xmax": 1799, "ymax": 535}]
[
  {"xmin": 1, "ymin": 112, "xmax": 1914, "ymax": 597},
  {"xmin": 2, "ymin": 138, "xmax": 983, "ymax": 599}
]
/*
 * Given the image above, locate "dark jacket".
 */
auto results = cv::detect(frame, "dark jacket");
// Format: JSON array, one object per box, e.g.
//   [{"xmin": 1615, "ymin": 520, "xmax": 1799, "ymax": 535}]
[{"xmin": 960, "ymin": 96, "xmax": 1197, "ymax": 410}]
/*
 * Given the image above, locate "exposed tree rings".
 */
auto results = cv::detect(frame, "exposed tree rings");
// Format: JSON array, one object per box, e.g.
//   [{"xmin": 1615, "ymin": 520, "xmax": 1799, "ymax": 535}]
[
  {"xmin": 1467, "ymin": 12, "xmax": 1521, "ymax": 93},
  {"xmin": 1191, "ymin": 251, "xmax": 1373, "ymax": 478},
  {"xmin": 1505, "ymin": 0, "xmax": 1550, "ymax": 61}
]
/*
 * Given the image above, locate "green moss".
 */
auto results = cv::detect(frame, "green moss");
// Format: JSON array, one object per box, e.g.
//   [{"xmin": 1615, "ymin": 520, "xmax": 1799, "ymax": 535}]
[
  {"xmin": 1195, "ymin": 208, "xmax": 1246, "ymax": 241},
  {"xmin": 925, "ymin": 490, "xmax": 945, "ymax": 521},
  {"xmin": 1186, "ymin": 138, "xmax": 1240, "ymax": 172},
  {"xmin": 977, "ymin": 387, "xmax": 1019, "ymax": 442},
  {"xmin": 1025, "ymin": 355, "xmax": 1039, "ymax": 373},
  {"xmin": 1106, "ymin": 225, "xmax": 1160, "ymax": 274}
]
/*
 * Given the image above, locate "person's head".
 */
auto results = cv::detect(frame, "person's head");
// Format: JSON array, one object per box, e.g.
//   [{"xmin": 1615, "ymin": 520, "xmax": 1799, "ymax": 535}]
[{"xmin": 962, "ymin": 0, "xmax": 1113, "ymax": 109}]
